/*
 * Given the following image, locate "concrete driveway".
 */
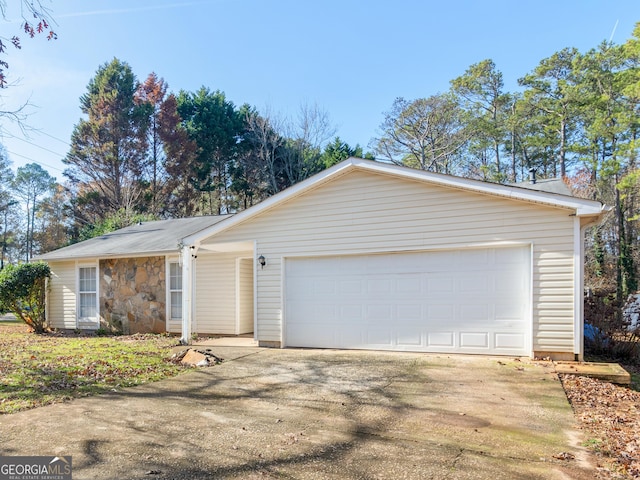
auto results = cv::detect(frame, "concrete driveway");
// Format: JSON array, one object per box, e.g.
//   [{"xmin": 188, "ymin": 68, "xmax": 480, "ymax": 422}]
[{"xmin": 0, "ymin": 347, "xmax": 594, "ymax": 479}]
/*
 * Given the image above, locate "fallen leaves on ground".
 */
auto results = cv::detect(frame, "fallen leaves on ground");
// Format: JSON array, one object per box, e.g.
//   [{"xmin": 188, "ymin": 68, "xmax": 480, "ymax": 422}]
[
  {"xmin": 561, "ymin": 370, "xmax": 640, "ymax": 479},
  {"xmin": 0, "ymin": 322, "xmax": 188, "ymax": 413}
]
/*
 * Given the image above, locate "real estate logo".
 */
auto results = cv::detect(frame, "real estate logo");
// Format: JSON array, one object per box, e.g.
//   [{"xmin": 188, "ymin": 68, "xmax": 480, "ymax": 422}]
[{"xmin": 0, "ymin": 456, "xmax": 72, "ymax": 480}]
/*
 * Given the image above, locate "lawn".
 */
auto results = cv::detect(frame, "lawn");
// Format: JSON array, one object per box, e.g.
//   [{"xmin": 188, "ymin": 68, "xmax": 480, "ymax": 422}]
[{"xmin": 0, "ymin": 319, "xmax": 187, "ymax": 414}]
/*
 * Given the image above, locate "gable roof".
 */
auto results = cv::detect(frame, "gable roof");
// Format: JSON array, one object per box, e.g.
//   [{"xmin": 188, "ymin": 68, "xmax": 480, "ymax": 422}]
[
  {"xmin": 38, "ymin": 158, "xmax": 606, "ymax": 261},
  {"xmin": 182, "ymin": 157, "xmax": 606, "ymax": 247},
  {"xmin": 37, "ymin": 215, "xmax": 232, "ymax": 261}
]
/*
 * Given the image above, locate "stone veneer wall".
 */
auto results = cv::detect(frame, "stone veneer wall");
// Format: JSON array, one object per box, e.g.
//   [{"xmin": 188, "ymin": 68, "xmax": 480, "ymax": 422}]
[{"xmin": 100, "ymin": 257, "xmax": 166, "ymax": 334}]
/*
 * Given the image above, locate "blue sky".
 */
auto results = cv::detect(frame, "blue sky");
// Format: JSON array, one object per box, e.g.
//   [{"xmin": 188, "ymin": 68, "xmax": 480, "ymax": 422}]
[{"xmin": 1, "ymin": 0, "xmax": 639, "ymax": 181}]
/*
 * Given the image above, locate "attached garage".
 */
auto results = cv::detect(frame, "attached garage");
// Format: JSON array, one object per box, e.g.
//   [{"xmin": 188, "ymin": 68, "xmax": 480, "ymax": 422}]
[
  {"xmin": 42, "ymin": 157, "xmax": 605, "ymax": 360},
  {"xmin": 185, "ymin": 158, "xmax": 606, "ymax": 360},
  {"xmin": 284, "ymin": 246, "xmax": 531, "ymax": 355}
]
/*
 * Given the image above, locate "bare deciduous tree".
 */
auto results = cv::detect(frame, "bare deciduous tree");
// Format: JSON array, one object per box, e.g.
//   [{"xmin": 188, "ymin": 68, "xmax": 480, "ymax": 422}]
[
  {"xmin": 280, "ymin": 102, "xmax": 336, "ymax": 186},
  {"xmin": 372, "ymin": 94, "xmax": 468, "ymax": 174},
  {"xmin": 243, "ymin": 107, "xmax": 285, "ymax": 195}
]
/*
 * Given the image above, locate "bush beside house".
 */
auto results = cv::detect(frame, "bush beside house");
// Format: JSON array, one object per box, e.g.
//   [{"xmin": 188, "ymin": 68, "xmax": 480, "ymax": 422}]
[{"xmin": 0, "ymin": 262, "xmax": 51, "ymax": 333}]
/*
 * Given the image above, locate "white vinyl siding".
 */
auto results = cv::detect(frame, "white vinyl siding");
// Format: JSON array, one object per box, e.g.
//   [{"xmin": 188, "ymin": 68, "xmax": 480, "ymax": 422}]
[
  {"xmin": 194, "ymin": 251, "xmax": 252, "ymax": 334},
  {"xmin": 47, "ymin": 261, "xmax": 77, "ymax": 329},
  {"xmin": 202, "ymin": 169, "xmax": 576, "ymax": 354},
  {"xmin": 237, "ymin": 258, "xmax": 254, "ymax": 334}
]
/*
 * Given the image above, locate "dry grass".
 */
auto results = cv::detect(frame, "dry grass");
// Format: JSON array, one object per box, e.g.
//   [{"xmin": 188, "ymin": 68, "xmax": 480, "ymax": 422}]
[{"xmin": 0, "ymin": 320, "xmax": 187, "ymax": 413}]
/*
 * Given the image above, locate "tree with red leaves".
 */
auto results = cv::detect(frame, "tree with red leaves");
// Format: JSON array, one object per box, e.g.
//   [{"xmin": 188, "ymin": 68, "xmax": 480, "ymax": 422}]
[{"xmin": 0, "ymin": 0, "xmax": 56, "ymax": 88}]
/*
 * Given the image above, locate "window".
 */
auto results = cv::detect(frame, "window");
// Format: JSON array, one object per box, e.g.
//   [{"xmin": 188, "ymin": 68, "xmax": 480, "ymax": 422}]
[
  {"xmin": 78, "ymin": 266, "xmax": 97, "ymax": 319},
  {"xmin": 169, "ymin": 262, "xmax": 182, "ymax": 320}
]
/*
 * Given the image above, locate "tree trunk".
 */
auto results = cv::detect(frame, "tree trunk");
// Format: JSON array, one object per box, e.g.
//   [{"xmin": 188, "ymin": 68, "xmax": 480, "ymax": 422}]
[
  {"xmin": 559, "ymin": 117, "xmax": 567, "ymax": 178},
  {"xmin": 511, "ymin": 131, "xmax": 517, "ymax": 182}
]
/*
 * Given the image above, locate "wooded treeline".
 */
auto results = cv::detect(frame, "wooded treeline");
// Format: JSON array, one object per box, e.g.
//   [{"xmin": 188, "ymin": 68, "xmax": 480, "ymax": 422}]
[{"xmin": 1, "ymin": 23, "xmax": 640, "ymax": 306}]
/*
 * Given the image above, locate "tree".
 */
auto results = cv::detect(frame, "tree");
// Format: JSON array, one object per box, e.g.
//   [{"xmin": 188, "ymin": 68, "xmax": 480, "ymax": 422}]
[
  {"xmin": 177, "ymin": 87, "xmax": 245, "ymax": 214},
  {"xmin": 321, "ymin": 137, "xmax": 373, "ymax": 168},
  {"xmin": 241, "ymin": 108, "xmax": 286, "ymax": 195},
  {"xmin": 575, "ymin": 41, "xmax": 640, "ymax": 303},
  {"xmin": 507, "ymin": 93, "xmax": 565, "ymax": 181},
  {"xmin": 64, "ymin": 58, "xmax": 149, "ymax": 225},
  {"xmin": 0, "ymin": 1, "xmax": 56, "ymax": 131},
  {"xmin": 157, "ymin": 93, "xmax": 199, "ymax": 217},
  {"xmin": 518, "ymin": 48, "xmax": 583, "ymax": 178},
  {"xmin": 0, "ymin": 262, "xmax": 50, "ymax": 333},
  {"xmin": 451, "ymin": 60, "xmax": 511, "ymax": 181},
  {"xmin": 237, "ymin": 103, "xmax": 339, "ymax": 199},
  {"xmin": 279, "ymin": 103, "xmax": 336, "ymax": 186},
  {"xmin": 77, "ymin": 208, "xmax": 157, "ymax": 241},
  {"xmin": 135, "ymin": 72, "xmax": 169, "ymax": 216},
  {"xmin": 34, "ymin": 183, "xmax": 72, "ymax": 253},
  {"xmin": 0, "ymin": 145, "xmax": 15, "ymax": 269},
  {"xmin": 0, "ymin": 0, "xmax": 56, "ymax": 88},
  {"xmin": 0, "ymin": 144, "xmax": 14, "ymax": 209},
  {"xmin": 227, "ymin": 105, "xmax": 272, "ymax": 210},
  {"xmin": 372, "ymin": 94, "xmax": 468, "ymax": 174},
  {"xmin": 12, "ymin": 163, "xmax": 55, "ymax": 261}
]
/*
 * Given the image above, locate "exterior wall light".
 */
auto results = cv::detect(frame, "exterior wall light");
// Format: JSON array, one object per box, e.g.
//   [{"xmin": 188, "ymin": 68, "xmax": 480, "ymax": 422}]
[{"xmin": 258, "ymin": 255, "xmax": 266, "ymax": 269}]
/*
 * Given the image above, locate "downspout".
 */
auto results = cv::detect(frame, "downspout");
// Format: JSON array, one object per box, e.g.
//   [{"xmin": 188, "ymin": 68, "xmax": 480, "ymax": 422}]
[{"xmin": 573, "ymin": 217, "xmax": 585, "ymax": 360}]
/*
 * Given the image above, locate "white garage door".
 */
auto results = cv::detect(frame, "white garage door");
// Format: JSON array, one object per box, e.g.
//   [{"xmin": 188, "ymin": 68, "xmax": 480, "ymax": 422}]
[{"xmin": 284, "ymin": 246, "xmax": 531, "ymax": 356}]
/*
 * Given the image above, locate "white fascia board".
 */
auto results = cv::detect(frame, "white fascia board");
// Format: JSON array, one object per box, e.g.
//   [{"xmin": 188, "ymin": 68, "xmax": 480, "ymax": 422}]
[
  {"xmin": 38, "ymin": 250, "xmax": 177, "ymax": 262},
  {"xmin": 354, "ymin": 159, "xmax": 604, "ymax": 216}
]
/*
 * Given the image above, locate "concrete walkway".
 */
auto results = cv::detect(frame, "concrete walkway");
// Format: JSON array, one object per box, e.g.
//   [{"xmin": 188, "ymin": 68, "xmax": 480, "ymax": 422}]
[{"xmin": 0, "ymin": 348, "xmax": 594, "ymax": 479}]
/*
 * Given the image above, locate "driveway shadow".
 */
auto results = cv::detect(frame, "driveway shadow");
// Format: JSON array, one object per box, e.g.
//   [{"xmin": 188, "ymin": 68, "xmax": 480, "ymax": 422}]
[{"xmin": 0, "ymin": 349, "xmax": 594, "ymax": 479}]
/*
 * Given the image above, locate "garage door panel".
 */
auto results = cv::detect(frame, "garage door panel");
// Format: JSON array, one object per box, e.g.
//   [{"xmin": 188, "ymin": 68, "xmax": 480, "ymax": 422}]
[
  {"xmin": 427, "ymin": 276, "xmax": 454, "ymax": 294},
  {"xmin": 496, "ymin": 275, "xmax": 525, "ymax": 294},
  {"xmin": 313, "ymin": 279, "xmax": 336, "ymax": 295},
  {"xmin": 396, "ymin": 275, "xmax": 423, "ymax": 294},
  {"xmin": 285, "ymin": 247, "xmax": 530, "ymax": 356},
  {"xmin": 342, "ymin": 329, "xmax": 365, "ymax": 347},
  {"xmin": 340, "ymin": 304, "xmax": 363, "ymax": 320},
  {"xmin": 367, "ymin": 278, "xmax": 392, "ymax": 295},
  {"xmin": 460, "ymin": 332, "xmax": 489, "ymax": 349},
  {"xmin": 428, "ymin": 304, "xmax": 455, "ymax": 322},
  {"xmin": 496, "ymin": 247, "xmax": 529, "ymax": 264},
  {"xmin": 289, "ymin": 302, "xmax": 337, "ymax": 323},
  {"xmin": 495, "ymin": 333, "xmax": 526, "ymax": 350},
  {"xmin": 495, "ymin": 302, "xmax": 527, "ymax": 320},
  {"xmin": 366, "ymin": 304, "xmax": 392, "ymax": 321},
  {"xmin": 397, "ymin": 329, "xmax": 423, "ymax": 346},
  {"xmin": 459, "ymin": 249, "xmax": 490, "ymax": 267},
  {"xmin": 288, "ymin": 323, "xmax": 336, "ymax": 347},
  {"xmin": 339, "ymin": 280, "xmax": 363, "ymax": 295},
  {"xmin": 459, "ymin": 304, "xmax": 490, "ymax": 321},
  {"xmin": 397, "ymin": 304, "xmax": 422, "ymax": 321},
  {"xmin": 459, "ymin": 276, "xmax": 490, "ymax": 294},
  {"xmin": 428, "ymin": 332, "xmax": 455, "ymax": 347},
  {"xmin": 367, "ymin": 328, "xmax": 393, "ymax": 345}
]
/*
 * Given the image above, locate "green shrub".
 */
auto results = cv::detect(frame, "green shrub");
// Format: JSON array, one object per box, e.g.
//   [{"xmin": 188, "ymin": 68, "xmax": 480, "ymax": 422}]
[{"xmin": 0, "ymin": 262, "xmax": 51, "ymax": 333}]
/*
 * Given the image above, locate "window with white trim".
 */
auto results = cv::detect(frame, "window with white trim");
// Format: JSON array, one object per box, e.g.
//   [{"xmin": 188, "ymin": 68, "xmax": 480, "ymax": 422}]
[
  {"xmin": 78, "ymin": 266, "xmax": 97, "ymax": 319},
  {"xmin": 169, "ymin": 261, "xmax": 182, "ymax": 320}
]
